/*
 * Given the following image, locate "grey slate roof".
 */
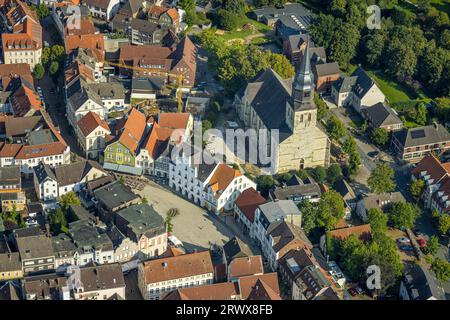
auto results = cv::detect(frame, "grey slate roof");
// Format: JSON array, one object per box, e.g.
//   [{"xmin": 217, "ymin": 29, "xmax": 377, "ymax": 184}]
[
  {"xmin": 393, "ymin": 123, "xmax": 450, "ymax": 148},
  {"xmin": 79, "ymin": 263, "xmax": 125, "ymax": 291},
  {"xmin": 350, "ymin": 67, "xmax": 375, "ymax": 99},
  {"xmin": 333, "ymin": 76, "xmax": 358, "ymax": 93},
  {"xmin": 93, "ymin": 180, "xmax": 139, "ymax": 211},
  {"xmin": 259, "ymin": 200, "xmax": 301, "ymax": 224},
  {"xmin": 362, "ymin": 192, "xmax": 405, "ymax": 211},
  {"xmin": 67, "ymin": 79, "xmax": 103, "ymax": 111},
  {"xmin": 69, "ymin": 219, "xmax": 113, "ymax": 252},
  {"xmin": 254, "ymin": 3, "xmax": 313, "ymax": 25},
  {"xmin": 0, "ymin": 252, "xmax": 21, "ymax": 272},
  {"xmin": 403, "ymin": 263, "xmax": 445, "ymax": 300},
  {"xmin": 266, "ymin": 220, "xmax": 311, "ymax": 253},
  {"xmin": 241, "ymin": 69, "xmax": 293, "ymax": 142},
  {"xmin": 0, "ymin": 166, "xmax": 20, "ymax": 186},
  {"xmin": 333, "ymin": 179, "xmax": 356, "ymax": 201},
  {"xmin": 132, "ymin": 76, "xmax": 164, "ymax": 93},
  {"xmin": 363, "ymin": 102, "xmax": 402, "ymax": 128},
  {"xmin": 16, "ymin": 234, "xmax": 55, "ymax": 260},
  {"xmin": 52, "ymin": 234, "xmax": 77, "ymax": 258},
  {"xmin": 314, "ymin": 62, "xmax": 340, "ymax": 77},
  {"xmin": 270, "ymin": 183, "xmax": 322, "ymax": 202},
  {"xmin": 223, "ymin": 236, "xmax": 253, "ymax": 265},
  {"xmin": 88, "ymin": 82, "xmax": 126, "ymax": 100},
  {"xmin": 0, "ymin": 282, "xmax": 21, "ymax": 300},
  {"xmin": 115, "ymin": 203, "xmax": 166, "ymax": 239}
]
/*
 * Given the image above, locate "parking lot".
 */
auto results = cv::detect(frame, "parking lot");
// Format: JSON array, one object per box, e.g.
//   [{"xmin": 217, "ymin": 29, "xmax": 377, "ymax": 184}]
[{"xmin": 133, "ymin": 180, "xmax": 237, "ymax": 253}]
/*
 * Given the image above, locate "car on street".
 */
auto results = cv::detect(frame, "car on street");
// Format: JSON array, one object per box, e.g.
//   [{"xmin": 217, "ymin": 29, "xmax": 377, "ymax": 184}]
[
  {"xmin": 399, "ymin": 245, "xmax": 414, "ymax": 252},
  {"xmin": 417, "ymin": 238, "xmax": 427, "ymax": 247},
  {"xmin": 368, "ymin": 151, "xmax": 379, "ymax": 158},
  {"xmin": 355, "ymin": 287, "xmax": 364, "ymax": 295},
  {"xmin": 348, "ymin": 288, "xmax": 358, "ymax": 296},
  {"xmin": 397, "ymin": 237, "xmax": 411, "ymax": 244}
]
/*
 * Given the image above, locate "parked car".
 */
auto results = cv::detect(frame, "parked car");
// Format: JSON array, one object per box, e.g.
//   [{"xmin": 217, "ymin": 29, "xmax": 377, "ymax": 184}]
[
  {"xmin": 348, "ymin": 288, "xmax": 358, "ymax": 296},
  {"xmin": 399, "ymin": 245, "xmax": 414, "ymax": 252},
  {"xmin": 417, "ymin": 238, "xmax": 427, "ymax": 247},
  {"xmin": 397, "ymin": 237, "xmax": 411, "ymax": 244},
  {"xmin": 368, "ymin": 151, "xmax": 379, "ymax": 158},
  {"xmin": 355, "ymin": 286, "xmax": 365, "ymax": 295}
]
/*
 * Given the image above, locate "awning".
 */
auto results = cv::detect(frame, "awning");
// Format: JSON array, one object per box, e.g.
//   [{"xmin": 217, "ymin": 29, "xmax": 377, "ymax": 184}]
[{"xmin": 103, "ymin": 162, "xmax": 143, "ymax": 176}]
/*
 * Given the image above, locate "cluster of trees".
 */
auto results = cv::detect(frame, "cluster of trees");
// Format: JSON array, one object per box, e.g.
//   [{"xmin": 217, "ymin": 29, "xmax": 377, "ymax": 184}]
[
  {"xmin": 309, "ymin": 163, "xmax": 343, "ymax": 185},
  {"xmin": 298, "ymin": 190, "xmax": 346, "ymax": 233},
  {"xmin": 309, "ymin": 0, "xmax": 450, "ymax": 98},
  {"xmin": 326, "ymin": 115, "xmax": 347, "ymax": 141},
  {"xmin": 34, "ymin": 45, "xmax": 66, "ymax": 81},
  {"xmin": 253, "ymin": 0, "xmax": 286, "ymax": 7},
  {"xmin": 200, "ymin": 29, "xmax": 294, "ymax": 94},
  {"xmin": 48, "ymin": 192, "xmax": 81, "ymax": 234},
  {"xmin": 432, "ymin": 257, "xmax": 450, "ymax": 283},
  {"xmin": 179, "ymin": 0, "xmax": 210, "ymax": 26},
  {"xmin": 214, "ymin": 0, "xmax": 247, "ymax": 31},
  {"xmin": 327, "ymin": 205, "xmax": 403, "ymax": 294}
]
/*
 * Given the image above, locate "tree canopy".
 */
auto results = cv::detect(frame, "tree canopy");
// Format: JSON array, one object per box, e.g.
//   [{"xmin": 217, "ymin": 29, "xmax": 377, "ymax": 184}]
[
  {"xmin": 368, "ymin": 163, "xmax": 396, "ymax": 194},
  {"xmin": 388, "ymin": 202, "xmax": 419, "ymax": 230}
]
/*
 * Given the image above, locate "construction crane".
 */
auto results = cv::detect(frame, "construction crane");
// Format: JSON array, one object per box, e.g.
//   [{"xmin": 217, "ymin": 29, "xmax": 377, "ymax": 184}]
[{"xmin": 102, "ymin": 60, "xmax": 184, "ymax": 113}]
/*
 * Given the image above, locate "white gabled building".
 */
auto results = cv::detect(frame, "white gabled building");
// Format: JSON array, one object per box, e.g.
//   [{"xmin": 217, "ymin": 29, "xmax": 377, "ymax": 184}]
[
  {"xmin": 76, "ymin": 111, "xmax": 111, "ymax": 160},
  {"xmin": 83, "ymin": 0, "xmax": 122, "ymax": 21},
  {"xmin": 33, "ymin": 160, "xmax": 108, "ymax": 201}
]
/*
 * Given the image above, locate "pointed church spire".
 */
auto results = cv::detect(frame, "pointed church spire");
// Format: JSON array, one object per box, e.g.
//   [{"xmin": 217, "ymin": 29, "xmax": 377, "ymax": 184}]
[{"xmin": 292, "ymin": 36, "xmax": 314, "ymax": 108}]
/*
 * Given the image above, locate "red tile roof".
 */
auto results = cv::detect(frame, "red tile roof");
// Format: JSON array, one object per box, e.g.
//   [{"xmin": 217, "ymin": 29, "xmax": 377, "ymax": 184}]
[
  {"xmin": 208, "ymin": 164, "xmax": 242, "ymax": 197},
  {"xmin": 115, "ymin": 108, "xmax": 147, "ymax": 155},
  {"xmin": 141, "ymin": 251, "xmax": 213, "ymax": 284},
  {"xmin": 10, "ymin": 85, "xmax": 42, "ymax": 117},
  {"xmin": 157, "ymin": 112, "xmax": 191, "ymax": 130},
  {"xmin": 412, "ymin": 154, "xmax": 449, "ymax": 183},
  {"xmin": 238, "ymin": 273, "xmax": 281, "ymax": 300},
  {"xmin": 235, "ymin": 188, "xmax": 266, "ymax": 223},
  {"xmin": 328, "ymin": 224, "xmax": 372, "ymax": 242},
  {"xmin": 229, "ymin": 255, "xmax": 264, "ymax": 279},
  {"xmin": 77, "ymin": 111, "xmax": 110, "ymax": 137},
  {"xmin": 0, "ymin": 63, "xmax": 33, "ymax": 89},
  {"xmin": 163, "ymin": 282, "xmax": 239, "ymax": 300}
]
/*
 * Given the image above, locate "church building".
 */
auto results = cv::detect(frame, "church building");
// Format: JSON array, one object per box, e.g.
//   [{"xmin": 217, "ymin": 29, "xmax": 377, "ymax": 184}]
[{"xmin": 234, "ymin": 41, "xmax": 330, "ymax": 173}]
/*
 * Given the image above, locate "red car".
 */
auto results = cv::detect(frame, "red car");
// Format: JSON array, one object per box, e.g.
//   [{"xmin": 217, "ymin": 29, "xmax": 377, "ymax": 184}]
[
  {"xmin": 348, "ymin": 288, "xmax": 358, "ymax": 296},
  {"xmin": 417, "ymin": 238, "xmax": 427, "ymax": 247}
]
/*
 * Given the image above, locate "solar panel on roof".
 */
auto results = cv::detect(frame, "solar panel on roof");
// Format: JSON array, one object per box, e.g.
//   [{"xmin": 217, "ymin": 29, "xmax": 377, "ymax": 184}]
[{"xmin": 411, "ymin": 130, "xmax": 426, "ymax": 139}]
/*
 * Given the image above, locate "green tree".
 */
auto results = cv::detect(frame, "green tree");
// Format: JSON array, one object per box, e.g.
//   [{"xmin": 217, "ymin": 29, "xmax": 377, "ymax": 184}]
[
  {"xmin": 42, "ymin": 46, "xmax": 51, "ymax": 65},
  {"xmin": 255, "ymin": 175, "xmax": 274, "ymax": 197},
  {"xmin": 311, "ymin": 166, "xmax": 326, "ymax": 184},
  {"xmin": 433, "ymin": 97, "xmax": 450, "ymax": 124},
  {"xmin": 410, "ymin": 179, "xmax": 424, "ymax": 202},
  {"xmin": 296, "ymin": 169, "xmax": 308, "ymax": 180},
  {"xmin": 368, "ymin": 163, "xmax": 396, "ymax": 194},
  {"xmin": 326, "ymin": 115, "xmax": 346, "ymax": 141},
  {"xmin": 224, "ymin": 0, "xmax": 246, "ymax": 15},
  {"xmin": 33, "ymin": 63, "xmax": 45, "ymax": 80},
  {"xmin": 367, "ymin": 208, "xmax": 388, "ymax": 234},
  {"xmin": 309, "ymin": 14, "xmax": 337, "ymax": 50},
  {"xmin": 427, "ymin": 235, "xmax": 439, "ymax": 256},
  {"xmin": 339, "ymin": 235, "xmax": 368, "ymax": 281},
  {"xmin": 166, "ymin": 216, "xmax": 174, "ymax": 233},
  {"xmin": 326, "ymin": 163, "xmax": 343, "ymax": 185},
  {"xmin": 415, "ymin": 102, "xmax": 428, "ymax": 126},
  {"xmin": 178, "ymin": 0, "xmax": 195, "ymax": 12},
  {"xmin": 432, "ymin": 257, "xmax": 450, "ymax": 283},
  {"xmin": 49, "ymin": 61, "xmax": 59, "ymax": 77},
  {"xmin": 370, "ymin": 128, "xmax": 389, "ymax": 147},
  {"xmin": 389, "ymin": 202, "xmax": 419, "ymax": 230},
  {"xmin": 36, "ymin": 3, "xmax": 49, "ymax": 19},
  {"xmin": 438, "ymin": 214, "xmax": 450, "ymax": 235},
  {"xmin": 50, "ymin": 45, "xmax": 65, "ymax": 63},
  {"xmin": 216, "ymin": 9, "xmax": 240, "ymax": 31},
  {"xmin": 49, "ymin": 207, "xmax": 67, "ymax": 235},
  {"xmin": 297, "ymin": 200, "xmax": 317, "ymax": 234},
  {"xmin": 347, "ymin": 151, "xmax": 361, "ymax": 176},
  {"xmin": 266, "ymin": 53, "xmax": 295, "ymax": 79},
  {"xmin": 276, "ymin": 172, "xmax": 292, "ymax": 183},
  {"xmin": 317, "ymin": 190, "xmax": 345, "ymax": 230},
  {"xmin": 314, "ymin": 92, "xmax": 328, "ymax": 120},
  {"xmin": 328, "ymin": 21, "xmax": 360, "ymax": 70},
  {"xmin": 342, "ymin": 135, "xmax": 357, "ymax": 155},
  {"xmin": 142, "ymin": 196, "xmax": 148, "ymax": 204},
  {"xmin": 60, "ymin": 191, "xmax": 81, "ymax": 211}
]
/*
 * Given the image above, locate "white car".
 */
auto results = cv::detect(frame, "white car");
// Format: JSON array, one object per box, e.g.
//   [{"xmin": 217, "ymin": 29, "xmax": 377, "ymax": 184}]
[{"xmin": 397, "ymin": 237, "xmax": 411, "ymax": 244}]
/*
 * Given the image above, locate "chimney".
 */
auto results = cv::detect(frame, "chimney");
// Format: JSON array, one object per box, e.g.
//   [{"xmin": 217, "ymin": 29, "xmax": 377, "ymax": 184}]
[
  {"xmin": 434, "ymin": 121, "xmax": 438, "ymax": 129},
  {"xmin": 95, "ymin": 216, "xmax": 100, "ymax": 225},
  {"xmin": 45, "ymin": 223, "xmax": 50, "ymax": 237}
]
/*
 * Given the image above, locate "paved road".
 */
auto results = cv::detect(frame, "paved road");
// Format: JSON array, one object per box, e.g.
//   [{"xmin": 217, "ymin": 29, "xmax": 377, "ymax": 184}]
[
  {"xmin": 330, "ymin": 103, "xmax": 450, "ymax": 297},
  {"xmin": 40, "ymin": 16, "xmax": 84, "ymax": 158}
]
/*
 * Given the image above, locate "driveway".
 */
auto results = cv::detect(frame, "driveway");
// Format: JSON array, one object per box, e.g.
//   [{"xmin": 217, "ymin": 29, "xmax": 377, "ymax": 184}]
[{"xmin": 133, "ymin": 179, "xmax": 258, "ymax": 254}]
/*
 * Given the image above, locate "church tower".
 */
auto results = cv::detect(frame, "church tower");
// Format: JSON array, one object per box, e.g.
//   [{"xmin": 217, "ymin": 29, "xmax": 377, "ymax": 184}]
[{"xmin": 286, "ymin": 38, "xmax": 317, "ymax": 132}]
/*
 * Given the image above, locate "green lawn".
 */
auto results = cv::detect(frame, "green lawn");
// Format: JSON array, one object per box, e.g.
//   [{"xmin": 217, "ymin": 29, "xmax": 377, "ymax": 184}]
[
  {"xmin": 215, "ymin": 15, "xmax": 272, "ymax": 42},
  {"xmin": 366, "ymin": 70, "xmax": 429, "ymax": 104},
  {"xmin": 408, "ymin": 0, "xmax": 450, "ymax": 14}
]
